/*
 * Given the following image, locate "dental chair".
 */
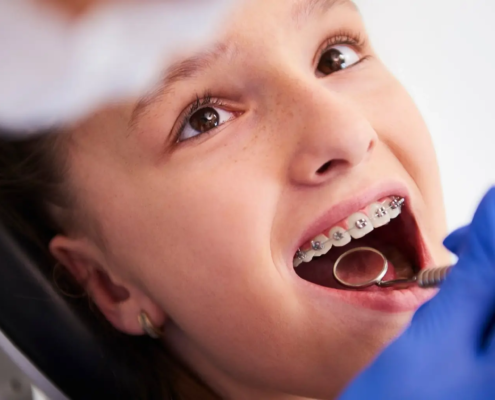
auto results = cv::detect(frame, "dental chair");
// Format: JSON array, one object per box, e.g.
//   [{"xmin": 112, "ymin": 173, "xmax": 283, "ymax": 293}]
[{"xmin": 0, "ymin": 220, "xmax": 156, "ymax": 400}]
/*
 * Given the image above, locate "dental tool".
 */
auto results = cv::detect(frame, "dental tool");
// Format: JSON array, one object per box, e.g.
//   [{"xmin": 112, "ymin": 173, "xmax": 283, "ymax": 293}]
[{"xmin": 333, "ymin": 246, "xmax": 453, "ymax": 289}]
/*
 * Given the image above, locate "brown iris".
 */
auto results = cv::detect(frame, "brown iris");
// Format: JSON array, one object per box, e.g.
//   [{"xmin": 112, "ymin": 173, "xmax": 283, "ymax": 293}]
[
  {"xmin": 317, "ymin": 48, "xmax": 347, "ymax": 75},
  {"xmin": 189, "ymin": 107, "xmax": 220, "ymax": 133}
]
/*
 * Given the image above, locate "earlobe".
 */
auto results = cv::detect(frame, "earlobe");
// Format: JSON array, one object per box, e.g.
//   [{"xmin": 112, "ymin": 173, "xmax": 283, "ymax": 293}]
[{"xmin": 49, "ymin": 235, "xmax": 167, "ymax": 337}]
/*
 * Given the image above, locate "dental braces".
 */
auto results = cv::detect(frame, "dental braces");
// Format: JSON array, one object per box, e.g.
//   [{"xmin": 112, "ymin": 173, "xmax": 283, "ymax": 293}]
[{"xmin": 295, "ymin": 197, "xmax": 405, "ymax": 261}]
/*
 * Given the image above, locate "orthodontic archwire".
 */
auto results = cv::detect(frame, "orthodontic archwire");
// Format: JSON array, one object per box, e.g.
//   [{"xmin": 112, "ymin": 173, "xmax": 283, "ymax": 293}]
[{"xmin": 295, "ymin": 197, "xmax": 405, "ymax": 262}]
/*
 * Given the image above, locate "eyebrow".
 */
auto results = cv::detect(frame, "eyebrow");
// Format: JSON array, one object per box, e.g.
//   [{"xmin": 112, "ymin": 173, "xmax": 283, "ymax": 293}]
[
  {"xmin": 130, "ymin": 0, "xmax": 355, "ymax": 128},
  {"xmin": 130, "ymin": 42, "xmax": 233, "ymax": 127},
  {"xmin": 292, "ymin": 0, "xmax": 355, "ymax": 24}
]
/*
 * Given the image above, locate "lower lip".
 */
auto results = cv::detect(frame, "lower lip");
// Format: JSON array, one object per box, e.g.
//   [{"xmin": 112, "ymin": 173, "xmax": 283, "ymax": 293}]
[
  {"xmin": 297, "ymin": 252, "xmax": 437, "ymax": 313},
  {"xmin": 306, "ymin": 283, "xmax": 437, "ymax": 313}
]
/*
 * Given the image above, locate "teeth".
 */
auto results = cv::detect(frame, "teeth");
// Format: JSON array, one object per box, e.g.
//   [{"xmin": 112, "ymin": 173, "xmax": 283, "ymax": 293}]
[
  {"xmin": 329, "ymin": 226, "xmax": 352, "ymax": 247},
  {"xmin": 294, "ymin": 257, "xmax": 304, "ymax": 268},
  {"xmin": 388, "ymin": 197, "xmax": 404, "ymax": 219},
  {"xmin": 348, "ymin": 213, "xmax": 373, "ymax": 239},
  {"xmin": 293, "ymin": 196, "xmax": 405, "ymax": 268},
  {"xmin": 312, "ymin": 234, "xmax": 332, "ymax": 257},
  {"xmin": 304, "ymin": 250, "xmax": 316, "ymax": 263},
  {"xmin": 369, "ymin": 202, "xmax": 391, "ymax": 228},
  {"xmin": 293, "ymin": 249, "xmax": 312, "ymax": 268}
]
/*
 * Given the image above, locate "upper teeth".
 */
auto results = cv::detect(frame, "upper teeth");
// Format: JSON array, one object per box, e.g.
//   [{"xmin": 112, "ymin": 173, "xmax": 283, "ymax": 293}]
[
  {"xmin": 294, "ymin": 197, "xmax": 405, "ymax": 267},
  {"xmin": 311, "ymin": 241, "xmax": 325, "ymax": 251},
  {"xmin": 348, "ymin": 213, "xmax": 373, "ymax": 239}
]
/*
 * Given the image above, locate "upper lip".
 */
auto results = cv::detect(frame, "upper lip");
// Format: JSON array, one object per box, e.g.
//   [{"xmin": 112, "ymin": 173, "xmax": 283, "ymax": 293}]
[{"xmin": 288, "ymin": 181, "xmax": 410, "ymax": 263}]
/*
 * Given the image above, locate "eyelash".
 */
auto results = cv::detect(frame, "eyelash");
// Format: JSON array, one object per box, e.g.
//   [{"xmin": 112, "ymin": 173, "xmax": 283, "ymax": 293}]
[
  {"xmin": 174, "ymin": 30, "xmax": 367, "ymax": 144},
  {"xmin": 317, "ymin": 29, "xmax": 367, "ymax": 60},
  {"xmin": 173, "ymin": 92, "xmax": 226, "ymax": 143}
]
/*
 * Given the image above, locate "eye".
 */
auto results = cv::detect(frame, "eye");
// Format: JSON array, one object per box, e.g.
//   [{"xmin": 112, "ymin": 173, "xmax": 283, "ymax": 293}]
[
  {"xmin": 317, "ymin": 45, "xmax": 360, "ymax": 75},
  {"xmin": 179, "ymin": 106, "xmax": 236, "ymax": 142}
]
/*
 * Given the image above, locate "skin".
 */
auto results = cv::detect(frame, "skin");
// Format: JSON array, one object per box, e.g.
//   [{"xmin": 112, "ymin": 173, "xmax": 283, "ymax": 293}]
[{"xmin": 49, "ymin": 0, "xmax": 452, "ymax": 399}]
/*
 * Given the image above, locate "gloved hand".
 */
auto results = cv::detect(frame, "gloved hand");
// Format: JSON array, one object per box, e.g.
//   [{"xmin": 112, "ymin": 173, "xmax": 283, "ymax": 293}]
[{"xmin": 338, "ymin": 187, "xmax": 495, "ymax": 400}]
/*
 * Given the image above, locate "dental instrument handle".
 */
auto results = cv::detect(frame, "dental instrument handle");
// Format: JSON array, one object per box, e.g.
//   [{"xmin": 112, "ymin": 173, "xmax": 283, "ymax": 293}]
[
  {"xmin": 416, "ymin": 266, "xmax": 453, "ymax": 288},
  {"xmin": 377, "ymin": 266, "xmax": 453, "ymax": 289}
]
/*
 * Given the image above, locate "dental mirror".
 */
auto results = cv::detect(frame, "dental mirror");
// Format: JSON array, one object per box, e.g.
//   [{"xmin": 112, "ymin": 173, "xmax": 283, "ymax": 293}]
[
  {"xmin": 333, "ymin": 247, "xmax": 389, "ymax": 288},
  {"xmin": 333, "ymin": 246, "xmax": 453, "ymax": 289}
]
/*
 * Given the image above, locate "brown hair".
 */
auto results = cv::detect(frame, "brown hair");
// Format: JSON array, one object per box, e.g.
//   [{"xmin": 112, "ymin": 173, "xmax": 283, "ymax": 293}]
[{"xmin": 0, "ymin": 129, "xmax": 219, "ymax": 400}]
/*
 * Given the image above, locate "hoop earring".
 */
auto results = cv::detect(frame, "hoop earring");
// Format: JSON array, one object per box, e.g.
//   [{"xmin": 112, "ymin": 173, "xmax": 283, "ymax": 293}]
[{"xmin": 138, "ymin": 311, "xmax": 164, "ymax": 339}]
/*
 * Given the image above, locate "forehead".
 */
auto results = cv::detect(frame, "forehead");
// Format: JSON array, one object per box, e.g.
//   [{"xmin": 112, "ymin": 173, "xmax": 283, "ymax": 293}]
[
  {"xmin": 226, "ymin": 0, "xmax": 356, "ymax": 32},
  {"xmin": 222, "ymin": 0, "xmax": 359, "ymax": 62},
  {"xmin": 236, "ymin": 0, "xmax": 354, "ymax": 19}
]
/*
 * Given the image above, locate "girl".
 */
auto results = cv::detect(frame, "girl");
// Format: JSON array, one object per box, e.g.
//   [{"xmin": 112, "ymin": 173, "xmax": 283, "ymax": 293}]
[{"xmin": 0, "ymin": 0, "xmax": 462, "ymax": 398}]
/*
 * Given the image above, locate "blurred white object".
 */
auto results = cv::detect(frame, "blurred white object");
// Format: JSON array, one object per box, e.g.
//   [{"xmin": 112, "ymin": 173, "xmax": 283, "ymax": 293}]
[
  {"xmin": 0, "ymin": 0, "xmax": 235, "ymax": 132},
  {"xmin": 31, "ymin": 386, "xmax": 48, "ymax": 400}
]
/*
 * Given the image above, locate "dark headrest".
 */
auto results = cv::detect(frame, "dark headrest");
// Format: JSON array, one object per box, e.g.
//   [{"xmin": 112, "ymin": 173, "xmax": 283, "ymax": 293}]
[{"xmin": 0, "ymin": 223, "xmax": 150, "ymax": 399}]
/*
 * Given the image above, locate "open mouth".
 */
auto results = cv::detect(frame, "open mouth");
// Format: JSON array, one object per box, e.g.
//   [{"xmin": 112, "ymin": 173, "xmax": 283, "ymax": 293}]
[{"xmin": 293, "ymin": 196, "xmax": 425, "ymax": 292}]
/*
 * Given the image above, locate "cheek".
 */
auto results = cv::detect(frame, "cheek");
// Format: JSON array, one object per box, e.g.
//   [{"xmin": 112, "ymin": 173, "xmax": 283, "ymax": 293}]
[
  {"xmin": 94, "ymin": 164, "xmax": 335, "ymax": 378},
  {"xmin": 363, "ymin": 75, "xmax": 443, "ymax": 198},
  {"xmin": 361, "ymin": 75, "xmax": 448, "ymax": 251},
  {"xmin": 93, "ymin": 149, "xmax": 288, "ymax": 315},
  {"xmin": 342, "ymin": 63, "xmax": 440, "ymax": 198}
]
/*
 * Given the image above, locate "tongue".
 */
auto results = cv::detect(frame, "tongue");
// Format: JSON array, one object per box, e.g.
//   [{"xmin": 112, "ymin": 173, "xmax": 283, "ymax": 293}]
[{"xmin": 295, "ymin": 242, "xmax": 415, "ymax": 291}]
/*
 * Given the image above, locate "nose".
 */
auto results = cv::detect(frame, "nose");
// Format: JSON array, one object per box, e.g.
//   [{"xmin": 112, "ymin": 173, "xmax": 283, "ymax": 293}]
[{"xmin": 285, "ymin": 85, "xmax": 377, "ymax": 186}]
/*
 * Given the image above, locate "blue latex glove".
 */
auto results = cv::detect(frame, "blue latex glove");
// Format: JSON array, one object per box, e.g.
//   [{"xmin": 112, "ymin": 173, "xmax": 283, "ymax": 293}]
[{"xmin": 338, "ymin": 187, "xmax": 495, "ymax": 400}]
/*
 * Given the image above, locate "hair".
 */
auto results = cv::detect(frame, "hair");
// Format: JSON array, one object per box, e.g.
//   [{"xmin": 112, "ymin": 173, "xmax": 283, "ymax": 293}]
[{"xmin": 0, "ymin": 128, "xmax": 219, "ymax": 400}]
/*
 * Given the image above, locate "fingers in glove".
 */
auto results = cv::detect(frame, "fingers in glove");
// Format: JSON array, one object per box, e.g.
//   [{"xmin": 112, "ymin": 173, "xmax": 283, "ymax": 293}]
[
  {"xmin": 443, "ymin": 226, "xmax": 470, "ymax": 255},
  {"xmin": 411, "ymin": 187, "xmax": 495, "ymax": 348}
]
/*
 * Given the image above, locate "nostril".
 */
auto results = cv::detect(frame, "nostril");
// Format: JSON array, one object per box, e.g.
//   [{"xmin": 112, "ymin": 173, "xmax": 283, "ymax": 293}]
[
  {"xmin": 367, "ymin": 140, "xmax": 375, "ymax": 153},
  {"xmin": 317, "ymin": 161, "xmax": 332, "ymax": 175}
]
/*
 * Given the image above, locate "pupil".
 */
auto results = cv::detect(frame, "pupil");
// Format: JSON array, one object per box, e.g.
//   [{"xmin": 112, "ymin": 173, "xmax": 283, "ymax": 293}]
[
  {"xmin": 317, "ymin": 48, "xmax": 347, "ymax": 75},
  {"xmin": 190, "ymin": 107, "xmax": 220, "ymax": 133}
]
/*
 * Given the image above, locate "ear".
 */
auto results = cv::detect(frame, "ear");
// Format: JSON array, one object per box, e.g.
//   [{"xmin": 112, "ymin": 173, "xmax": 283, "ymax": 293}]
[{"xmin": 49, "ymin": 235, "xmax": 167, "ymax": 336}]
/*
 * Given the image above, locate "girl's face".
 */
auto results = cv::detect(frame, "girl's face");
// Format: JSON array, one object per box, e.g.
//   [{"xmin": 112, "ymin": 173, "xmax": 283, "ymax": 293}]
[{"xmin": 55, "ymin": 0, "xmax": 451, "ymax": 398}]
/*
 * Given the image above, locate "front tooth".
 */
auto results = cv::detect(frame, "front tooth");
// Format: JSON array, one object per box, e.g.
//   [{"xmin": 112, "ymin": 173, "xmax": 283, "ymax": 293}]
[
  {"xmin": 328, "ymin": 226, "xmax": 351, "ymax": 247},
  {"xmin": 369, "ymin": 202, "xmax": 391, "ymax": 228},
  {"xmin": 312, "ymin": 234, "xmax": 332, "ymax": 257},
  {"xmin": 348, "ymin": 213, "xmax": 373, "ymax": 239}
]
